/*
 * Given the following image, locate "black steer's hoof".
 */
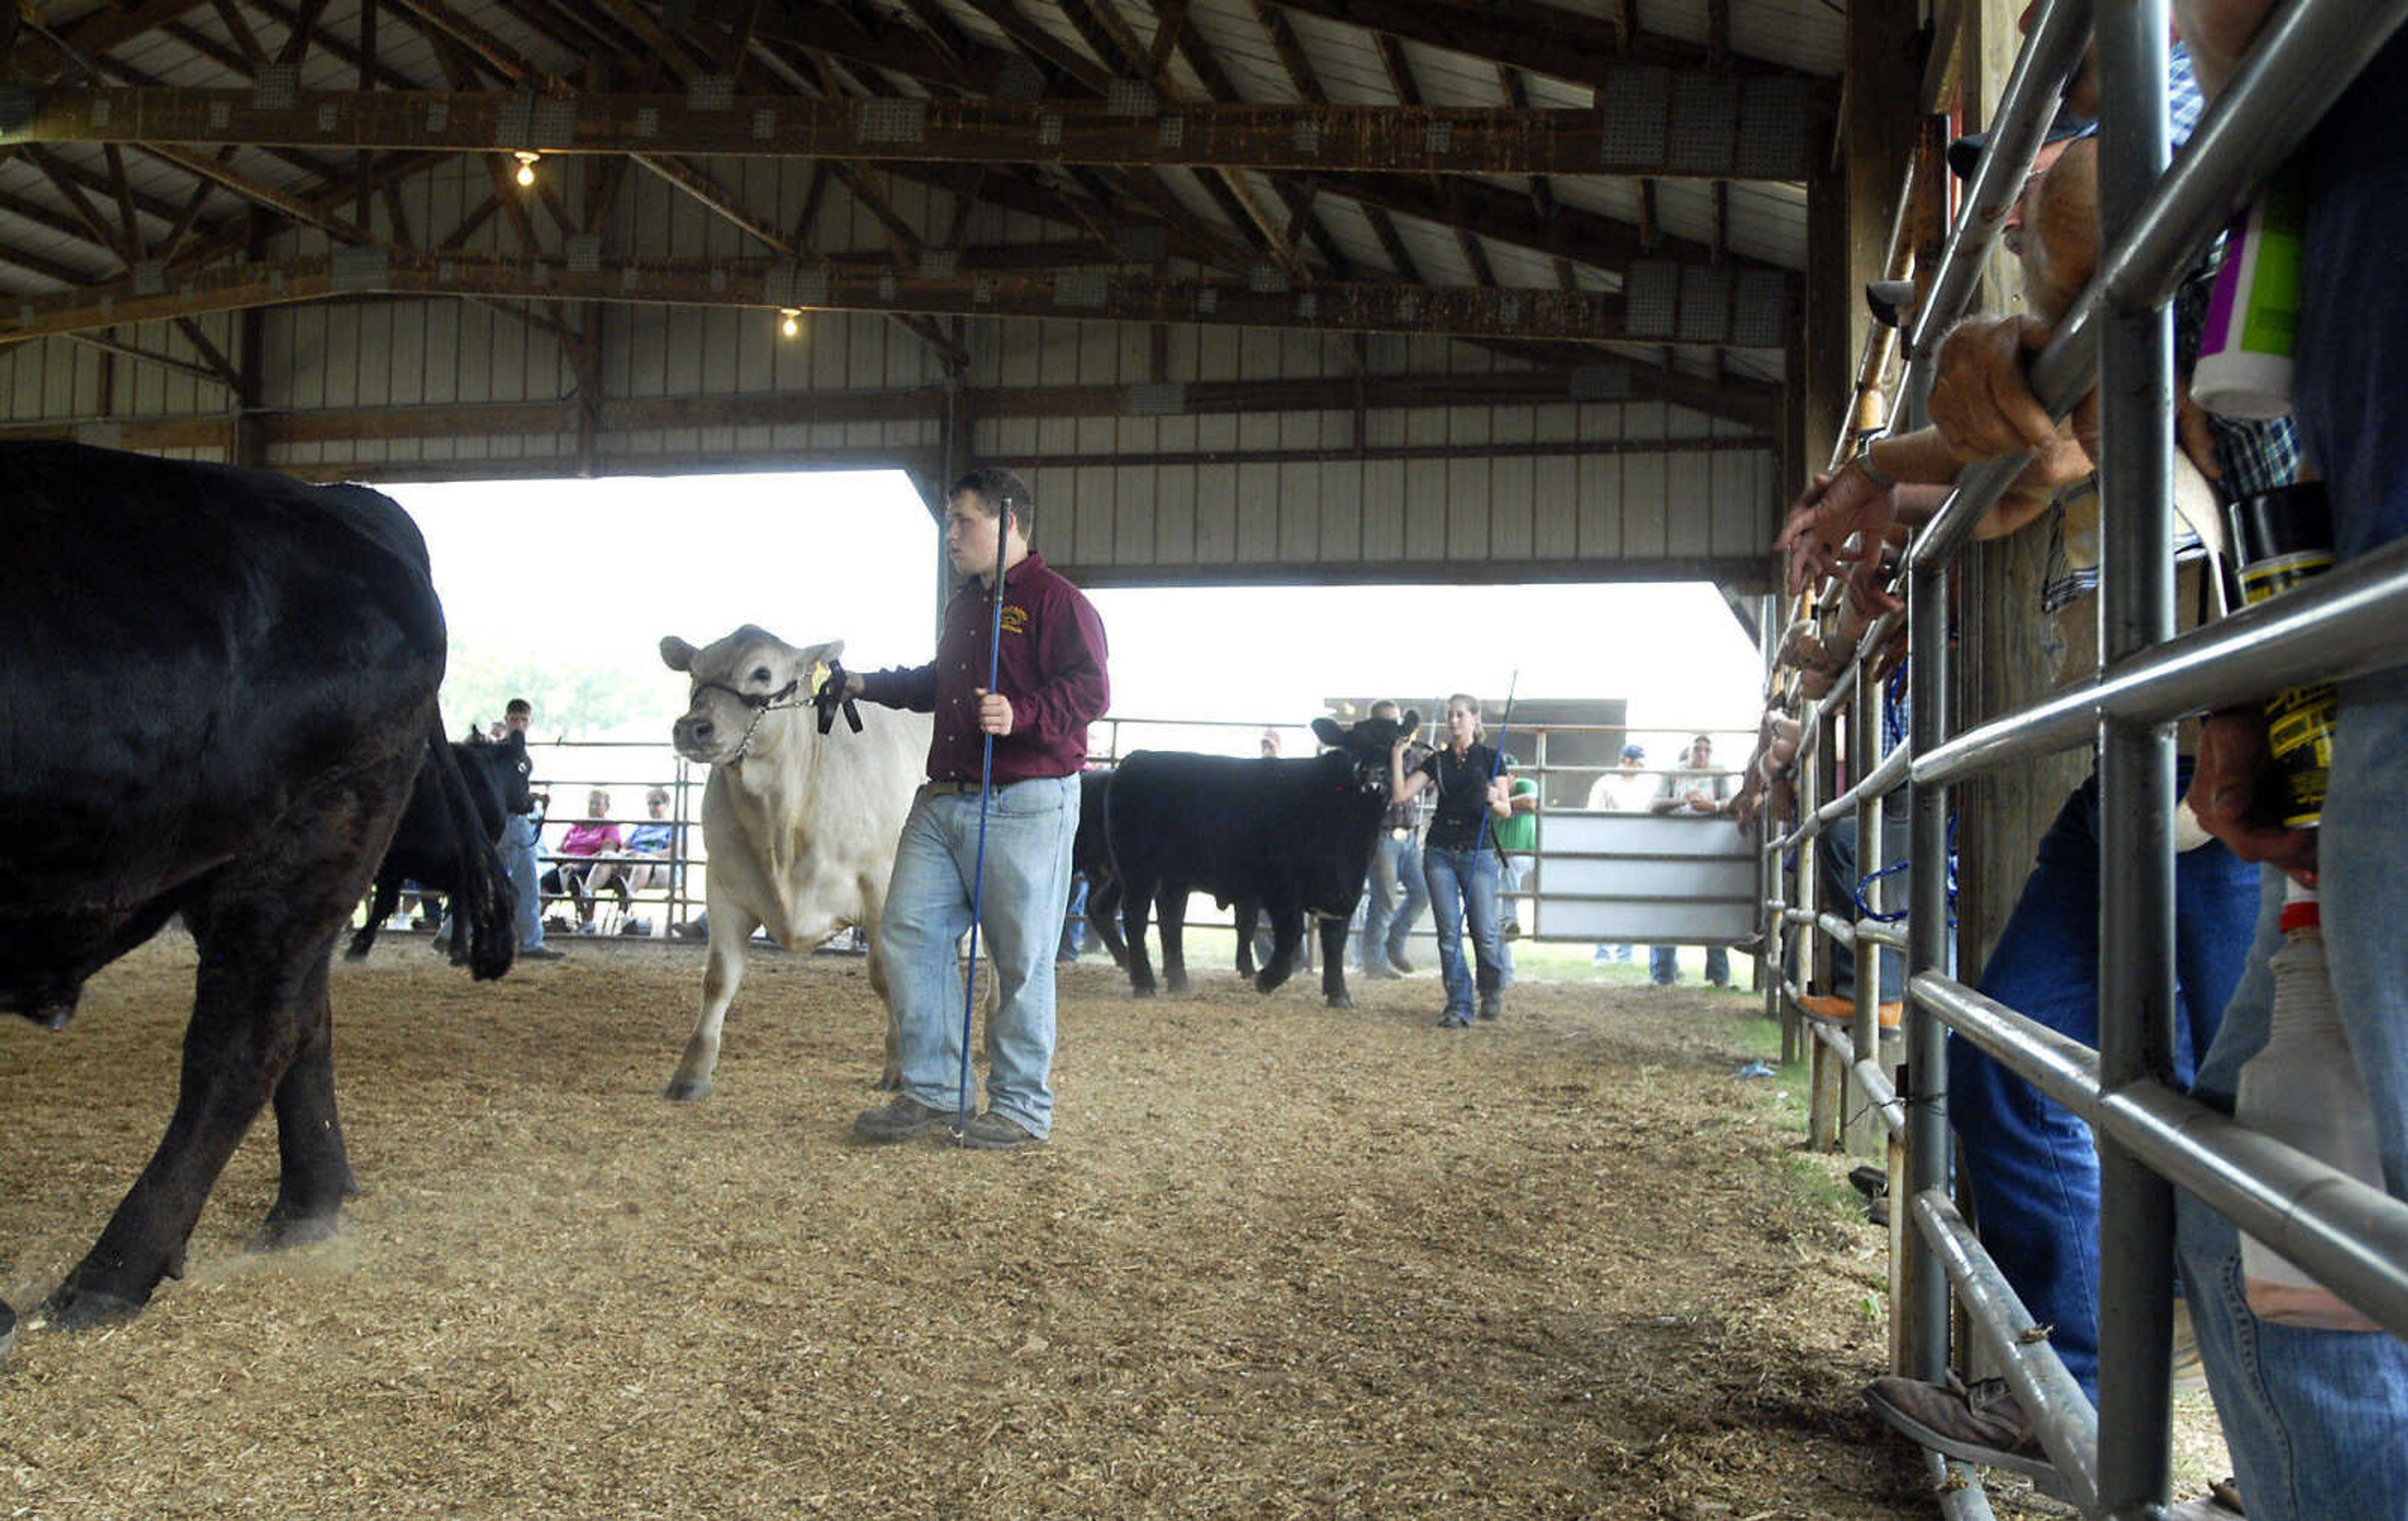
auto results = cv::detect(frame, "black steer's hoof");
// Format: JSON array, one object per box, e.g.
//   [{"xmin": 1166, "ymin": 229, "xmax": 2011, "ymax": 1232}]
[
  {"xmin": 39, "ymin": 1282, "xmax": 145, "ymax": 1333},
  {"xmin": 662, "ymin": 1077, "xmax": 712, "ymax": 1103},
  {"xmin": 342, "ymin": 941, "xmax": 372, "ymax": 962},
  {"xmin": 249, "ymin": 1211, "xmax": 339, "ymax": 1253},
  {"xmin": 1254, "ymin": 968, "xmax": 1292, "ymax": 995},
  {"xmin": 1327, "ymin": 991, "xmax": 1355, "ymax": 1010},
  {"xmin": 0, "ymin": 1298, "xmax": 16, "ymax": 1363}
]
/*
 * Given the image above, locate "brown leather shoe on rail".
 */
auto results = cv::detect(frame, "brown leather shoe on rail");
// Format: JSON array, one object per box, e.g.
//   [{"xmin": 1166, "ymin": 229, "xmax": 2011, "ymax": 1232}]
[{"xmin": 1862, "ymin": 1374, "xmax": 2056, "ymax": 1484}]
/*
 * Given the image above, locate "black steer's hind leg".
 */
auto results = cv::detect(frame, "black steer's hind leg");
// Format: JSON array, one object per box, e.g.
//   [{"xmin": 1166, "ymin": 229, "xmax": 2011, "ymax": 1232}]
[
  {"xmin": 1321, "ymin": 917, "xmax": 1354, "ymax": 1008},
  {"xmin": 1254, "ymin": 902, "xmax": 1302, "ymax": 994},
  {"xmin": 253, "ymin": 948, "xmax": 357, "ymax": 1250},
  {"xmin": 49, "ymin": 755, "xmax": 406, "ymax": 1324},
  {"xmin": 1119, "ymin": 878, "xmax": 1158, "ymax": 997},
  {"xmin": 1158, "ymin": 885, "xmax": 1191, "ymax": 994}
]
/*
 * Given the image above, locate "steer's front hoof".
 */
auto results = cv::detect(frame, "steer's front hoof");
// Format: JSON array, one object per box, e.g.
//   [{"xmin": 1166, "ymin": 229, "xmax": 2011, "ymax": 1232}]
[
  {"xmin": 248, "ymin": 1209, "xmax": 339, "ymax": 1253},
  {"xmin": 1, "ymin": 1297, "xmax": 16, "ymax": 1363},
  {"xmin": 40, "ymin": 1280, "xmax": 146, "ymax": 1334},
  {"xmin": 1326, "ymin": 990, "xmax": 1355, "ymax": 1011},
  {"xmin": 662, "ymin": 1076, "xmax": 713, "ymax": 1103}
]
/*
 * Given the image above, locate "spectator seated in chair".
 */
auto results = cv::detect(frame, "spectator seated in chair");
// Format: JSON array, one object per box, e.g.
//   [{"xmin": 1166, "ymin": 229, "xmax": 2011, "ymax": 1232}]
[{"xmin": 542, "ymin": 788, "xmax": 626, "ymax": 935}]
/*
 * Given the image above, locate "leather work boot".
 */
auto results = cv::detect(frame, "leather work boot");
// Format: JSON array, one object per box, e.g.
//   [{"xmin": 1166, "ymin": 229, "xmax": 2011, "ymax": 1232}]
[
  {"xmin": 853, "ymin": 1093, "xmax": 949, "ymax": 1144},
  {"xmin": 1862, "ymin": 1374, "xmax": 2054, "ymax": 1483}
]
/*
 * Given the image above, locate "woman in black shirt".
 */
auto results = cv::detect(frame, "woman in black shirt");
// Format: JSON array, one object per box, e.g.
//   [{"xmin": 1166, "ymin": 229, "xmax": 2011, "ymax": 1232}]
[{"xmin": 1388, "ymin": 693, "xmax": 1514, "ymax": 1026}]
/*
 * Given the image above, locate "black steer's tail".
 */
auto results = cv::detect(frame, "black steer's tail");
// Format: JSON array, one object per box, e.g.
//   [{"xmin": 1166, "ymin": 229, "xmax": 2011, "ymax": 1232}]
[{"xmin": 426, "ymin": 725, "xmax": 515, "ymax": 979}]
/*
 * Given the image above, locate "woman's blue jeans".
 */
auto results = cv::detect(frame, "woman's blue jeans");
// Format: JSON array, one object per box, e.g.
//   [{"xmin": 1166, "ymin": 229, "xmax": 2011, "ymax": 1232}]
[
  {"xmin": 1952, "ymin": 767, "xmax": 2258, "ymax": 1403},
  {"xmin": 1422, "ymin": 845, "xmax": 1502, "ymax": 1021}
]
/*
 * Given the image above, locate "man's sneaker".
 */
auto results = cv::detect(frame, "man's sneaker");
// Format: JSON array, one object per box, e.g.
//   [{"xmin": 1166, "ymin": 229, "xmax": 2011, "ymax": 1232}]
[
  {"xmin": 1862, "ymin": 1375, "xmax": 2054, "ymax": 1483},
  {"xmin": 1477, "ymin": 992, "xmax": 1503, "ymax": 1021},
  {"xmin": 961, "ymin": 1110, "xmax": 1044, "ymax": 1150},
  {"xmin": 1387, "ymin": 953, "xmax": 1416, "ymax": 974},
  {"xmin": 1362, "ymin": 961, "xmax": 1401, "ymax": 980},
  {"xmin": 519, "ymin": 944, "xmax": 566, "ymax": 961},
  {"xmin": 1502, "ymin": 920, "xmax": 1523, "ymax": 941},
  {"xmin": 853, "ymin": 1094, "xmax": 949, "ymax": 1144}
]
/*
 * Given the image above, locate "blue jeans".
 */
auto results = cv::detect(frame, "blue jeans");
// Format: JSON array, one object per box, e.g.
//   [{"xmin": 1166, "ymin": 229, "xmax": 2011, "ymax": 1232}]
[
  {"xmin": 1360, "ymin": 833, "xmax": 1428, "ymax": 969},
  {"xmin": 2177, "ymin": 676, "xmax": 2408, "ymax": 1520},
  {"xmin": 1955, "ymin": 768, "xmax": 2258, "ymax": 1403},
  {"xmin": 1059, "ymin": 875, "xmax": 1089, "ymax": 960},
  {"xmin": 880, "ymin": 775, "xmax": 1079, "ymax": 1137},
  {"xmin": 1423, "ymin": 845, "xmax": 1502, "ymax": 1020},
  {"xmin": 504, "ymin": 812, "xmax": 544, "ymax": 950},
  {"xmin": 1650, "ymin": 945, "xmax": 1729, "ymax": 986}
]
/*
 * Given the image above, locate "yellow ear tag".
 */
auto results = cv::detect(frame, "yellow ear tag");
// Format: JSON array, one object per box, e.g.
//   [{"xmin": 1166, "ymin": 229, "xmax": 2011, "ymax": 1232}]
[{"xmin": 808, "ymin": 660, "xmax": 830, "ymax": 697}]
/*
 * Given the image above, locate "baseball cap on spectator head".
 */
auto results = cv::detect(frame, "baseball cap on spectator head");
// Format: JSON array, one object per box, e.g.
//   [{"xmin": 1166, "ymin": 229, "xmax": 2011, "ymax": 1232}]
[
  {"xmin": 1620, "ymin": 743, "xmax": 1647, "ymax": 761},
  {"xmin": 1946, "ymin": 112, "xmax": 2094, "ymax": 182}
]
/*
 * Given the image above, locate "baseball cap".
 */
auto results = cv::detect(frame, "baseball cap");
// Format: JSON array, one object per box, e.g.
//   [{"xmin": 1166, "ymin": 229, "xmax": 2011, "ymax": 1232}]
[
  {"xmin": 1946, "ymin": 112, "xmax": 2094, "ymax": 182},
  {"xmin": 1620, "ymin": 742, "xmax": 1646, "ymax": 761}
]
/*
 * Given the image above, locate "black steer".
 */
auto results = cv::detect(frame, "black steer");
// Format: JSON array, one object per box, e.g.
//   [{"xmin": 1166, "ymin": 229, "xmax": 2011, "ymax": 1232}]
[
  {"xmin": 0, "ymin": 440, "xmax": 514, "ymax": 1340},
  {"xmin": 1104, "ymin": 712, "xmax": 1417, "ymax": 1007},
  {"xmin": 346, "ymin": 731, "xmax": 531, "ymax": 961}
]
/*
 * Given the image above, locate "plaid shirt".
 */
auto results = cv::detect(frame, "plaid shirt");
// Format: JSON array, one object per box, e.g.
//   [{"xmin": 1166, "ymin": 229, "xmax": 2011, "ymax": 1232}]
[{"xmin": 1381, "ymin": 740, "xmax": 1432, "ymax": 833}]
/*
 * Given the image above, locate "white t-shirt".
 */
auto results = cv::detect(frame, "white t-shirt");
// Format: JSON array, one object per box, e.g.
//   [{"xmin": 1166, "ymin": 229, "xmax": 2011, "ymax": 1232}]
[{"xmin": 1587, "ymin": 770, "xmax": 1657, "ymax": 813}]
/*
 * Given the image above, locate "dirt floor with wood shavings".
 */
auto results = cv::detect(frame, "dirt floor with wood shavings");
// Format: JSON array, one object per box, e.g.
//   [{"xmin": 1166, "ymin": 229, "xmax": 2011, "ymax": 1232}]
[{"xmin": 2, "ymin": 934, "xmax": 2221, "ymax": 1519}]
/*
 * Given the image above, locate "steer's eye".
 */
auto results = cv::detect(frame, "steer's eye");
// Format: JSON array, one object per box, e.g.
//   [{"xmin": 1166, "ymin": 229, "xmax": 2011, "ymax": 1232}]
[{"xmin": 751, "ymin": 666, "xmax": 773, "ymax": 684}]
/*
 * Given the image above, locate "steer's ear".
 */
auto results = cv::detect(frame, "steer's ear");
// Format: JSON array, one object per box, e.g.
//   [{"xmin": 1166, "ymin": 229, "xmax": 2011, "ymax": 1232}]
[
  {"xmin": 1311, "ymin": 716, "xmax": 1345, "ymax": 747},
  {"xmin": 660, "ymin": 636, "xmax": 697, "ymax": 672},
  {"xmin": 796, "ymin": 638, "xmax": 846, "ymax": 672}
]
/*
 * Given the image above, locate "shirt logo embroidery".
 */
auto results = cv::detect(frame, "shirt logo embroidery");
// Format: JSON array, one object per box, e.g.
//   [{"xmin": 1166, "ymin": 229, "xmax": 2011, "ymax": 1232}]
[{"xmin": 999, "ymin": 603, "xmax": 1030, "ymax": 636}]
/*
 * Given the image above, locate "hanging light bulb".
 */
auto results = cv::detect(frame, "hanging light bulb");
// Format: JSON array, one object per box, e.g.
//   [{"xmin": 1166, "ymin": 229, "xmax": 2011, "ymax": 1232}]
[
  {"xmin": 779, "ymin": 307, "xmax": 801, "ymax": 339},
  {"xmin": 513, "ymin": 150, "xmax": 540, "ymax": 188}
]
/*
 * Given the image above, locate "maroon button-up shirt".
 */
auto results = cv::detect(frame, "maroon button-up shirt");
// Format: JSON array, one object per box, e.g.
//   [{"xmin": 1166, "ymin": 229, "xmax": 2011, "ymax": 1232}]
[{"xmin": 858, "ymin": 550, "xmax": 1110, "ymax": 784}]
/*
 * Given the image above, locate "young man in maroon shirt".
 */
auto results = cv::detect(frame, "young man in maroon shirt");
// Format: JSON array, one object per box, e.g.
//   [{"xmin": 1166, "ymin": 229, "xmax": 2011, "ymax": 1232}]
[{"xmin": 842, "ymin": 468, "xmax": 1111, "ymax": 1149}]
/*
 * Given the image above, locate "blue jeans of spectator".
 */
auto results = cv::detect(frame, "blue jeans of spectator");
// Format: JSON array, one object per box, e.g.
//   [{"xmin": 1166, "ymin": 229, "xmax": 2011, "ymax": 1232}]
[
  {"xmin": 1498, "ymin": 852, "xmax": 1534, "ymax": 984},
  {"xmin": 503, "ymin": 812, "xmax": 544, "ymax": 950},
  {"xmin": 1650, "ymin": 945, "xmax": 1729, "ymax": 986},
  {"xmin": 1059, "ymin": 875, "xmax": 1089, "ymax": 961},
  {"xmin": 2177, "ymin": 676, "xmax": 2408, "ymax": 1521},
  {"xmin": 1955, "ymin": 767, "xmax": 2256, "ymax": 1404},
  {"xmin": 1823, "ymin": 811, "xmax": 1909, "ymax": 999},
  {"xmin": 1423, "ymin": 845, "xmax": 1502, "ymax": 1021},
  {"xmin": 879, "ymin": 775, "xmax": 1079, "ymax": 1139},
  {"xmin": 1360, "ymin": 832, "xmax": 1428, "ymax": 969}
]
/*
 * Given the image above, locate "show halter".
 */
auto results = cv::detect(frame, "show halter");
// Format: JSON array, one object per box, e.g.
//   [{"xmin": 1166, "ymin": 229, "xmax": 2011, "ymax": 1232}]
[
  {"xmin": 955, "ymin": 502, "xmax": 1014, "ymax": 1144},
  {"xmin": 692, "ymin": 675, "xmax": 808, "ymax": 767}
]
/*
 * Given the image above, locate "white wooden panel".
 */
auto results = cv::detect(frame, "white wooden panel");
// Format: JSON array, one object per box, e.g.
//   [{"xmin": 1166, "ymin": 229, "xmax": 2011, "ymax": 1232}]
[
  {"xmin": 1490, "ymin": 453, "xmax": 1536, "ymax": 561},
  {"xmin": 1578, "ymin": 449, "xmax": 1623, "ymax": 559},
  {"xmin": 1664, "ymin": 453, "xmax": 1714, "ymax": 556},
  {"xmin": 1235, "ymin": 459, "xmax": 1279, "ymax": 564},
  {"xmin": 1403, "ymin": 410, "xmax": 1447, "ymax": 561},
  {"xmin": 1154, "ymin": 465, "xmax": 1197, "ymax": 566},
  {"xmin": 1113, "ymin": 464, "xmax": 1154, "ymax": 567},
  {"xmin": 1318, "ymin": 461, "xmax": 1365, "ymax": 563},
  {"xmin": 1360, "ymin": 458, "xmax": 1407, "ymax": 560},
  {"xmin": 1445, "ymin": 455, "xmax": 1492, "ymax": 561},
  {"xmin": 1276, "ymin": 461, "xmax": 1320, "ymax": 561},
  {"xmin": 1193, "ymin": 457, "xmax": 1237, "ymax": 562},
  {"xmin": 1533, "ymin": 455, "xmax": 1580, "ymax": 560},
  {"xmin": 1622, "ymin": 453, "xmax": 1669, "ymax": 557}
]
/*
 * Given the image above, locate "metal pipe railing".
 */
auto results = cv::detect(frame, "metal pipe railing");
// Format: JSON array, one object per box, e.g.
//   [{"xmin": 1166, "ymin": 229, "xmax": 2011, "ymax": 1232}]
[{"xmin": 1766, "ymin": 6, "xmax": 2408, "ymax": 1512}]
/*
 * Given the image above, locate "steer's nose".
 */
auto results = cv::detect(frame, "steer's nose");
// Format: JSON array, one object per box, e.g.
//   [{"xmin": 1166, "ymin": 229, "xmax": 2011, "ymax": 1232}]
[{"xmin": 675, "ymin": 713, "xmax": 714, "ymax": 749}]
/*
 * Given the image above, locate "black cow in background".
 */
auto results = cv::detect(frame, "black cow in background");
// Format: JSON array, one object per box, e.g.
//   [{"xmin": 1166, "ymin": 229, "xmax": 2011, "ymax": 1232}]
[
  {"xmin": 0, "ymin": 441, "xmax": 514, "ymax": 1343},
  {"xmin": 1104, "ymin": 711, "xmax": 1417, "ymax": 1008},
  {"xmin": 346, "ymin": 730, "xmax": 532, "ymax": 960}
]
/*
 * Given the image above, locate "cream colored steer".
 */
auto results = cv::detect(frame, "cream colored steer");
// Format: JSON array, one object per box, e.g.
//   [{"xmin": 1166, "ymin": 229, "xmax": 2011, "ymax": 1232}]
[{"xmin": 658, "ymin": 626, "xmax": 925, "ymax": 1099}]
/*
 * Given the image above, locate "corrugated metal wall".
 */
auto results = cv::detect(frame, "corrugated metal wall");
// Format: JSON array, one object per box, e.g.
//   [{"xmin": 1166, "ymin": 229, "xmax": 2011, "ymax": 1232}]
[{"xmin": 0, "ymin": 150, "xmax": 1775, "ymax": 589}]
